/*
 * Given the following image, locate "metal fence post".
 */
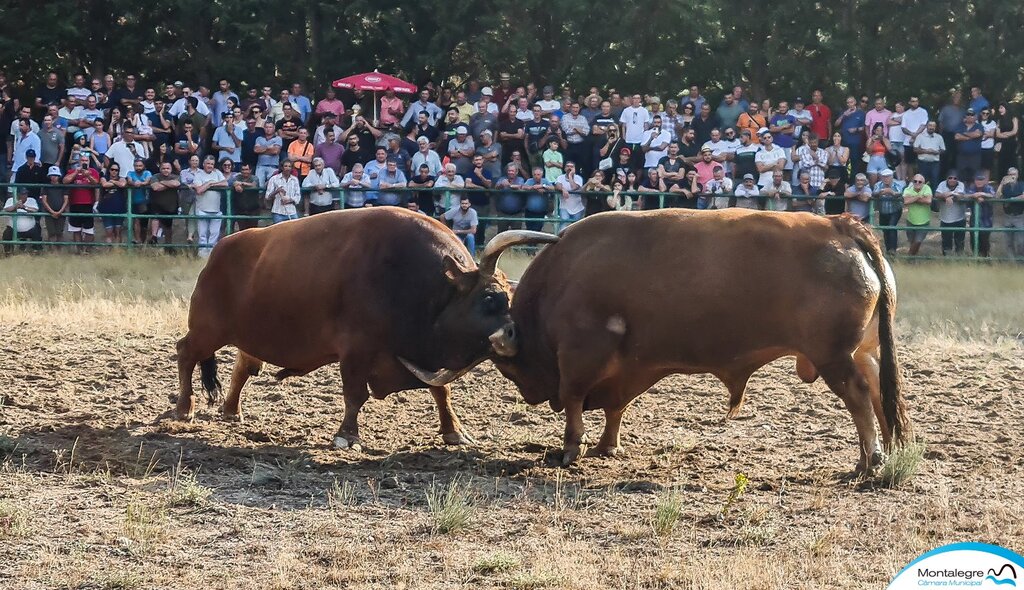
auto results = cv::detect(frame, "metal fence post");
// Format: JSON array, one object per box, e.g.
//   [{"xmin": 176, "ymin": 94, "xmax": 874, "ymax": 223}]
[
  {"xmin": 972, "ymin": 199, "xmax": 980, "ymax": 258},
  {"xmin": 126, "ymin": 191, "xmax": 135, "ymax": 249},
  {"xmin": 225, "ymin": 188, "xmax": 234, "ymax": 235}
]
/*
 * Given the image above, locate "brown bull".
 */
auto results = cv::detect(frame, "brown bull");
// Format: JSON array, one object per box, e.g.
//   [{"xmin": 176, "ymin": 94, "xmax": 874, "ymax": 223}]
[
  {"xmin": 493, "ymin": 209, "xmax": 911, "ymax": 472},
  {"xmin": 175, "ymin": 207, "xmax": 556, "ymax": 449}
]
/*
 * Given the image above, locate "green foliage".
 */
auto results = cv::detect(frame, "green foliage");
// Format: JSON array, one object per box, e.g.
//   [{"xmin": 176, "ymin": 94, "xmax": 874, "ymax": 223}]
[
  {"xmin": 722, "ymin": 473, "xmax": 749, "ymax": 516},
  {"xmin": 2, "ymin": 0, "xmax": 1022, "ymax": 106}
]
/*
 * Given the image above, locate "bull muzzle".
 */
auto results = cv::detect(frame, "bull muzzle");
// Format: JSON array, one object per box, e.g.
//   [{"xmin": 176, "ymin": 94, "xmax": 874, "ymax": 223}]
[
  {"xmin": 398, "ymin": 357, "xmax": 481, "ymax": 387},
  {"xmin": 489, "ymin": 323, "xmax": 518, "ymax": 357}
]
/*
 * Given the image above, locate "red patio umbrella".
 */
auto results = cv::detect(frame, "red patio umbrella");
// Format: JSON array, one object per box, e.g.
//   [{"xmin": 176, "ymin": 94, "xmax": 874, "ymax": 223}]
[{"xmin": 332, "ymin": 70, "xmax": 418, "ymax": 123}]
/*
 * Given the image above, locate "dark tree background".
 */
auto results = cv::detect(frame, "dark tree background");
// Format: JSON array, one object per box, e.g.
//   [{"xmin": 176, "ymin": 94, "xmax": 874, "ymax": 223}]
[{"xmin": 1, "ymin": 0, "xmax": 1022, "ymax": 106}]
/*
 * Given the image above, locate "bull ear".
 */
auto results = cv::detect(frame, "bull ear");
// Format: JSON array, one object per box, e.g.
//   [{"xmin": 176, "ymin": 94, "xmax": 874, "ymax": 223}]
[{"xmin": 443, "ymin": 254, "xmax": 476, "ymax": 293}]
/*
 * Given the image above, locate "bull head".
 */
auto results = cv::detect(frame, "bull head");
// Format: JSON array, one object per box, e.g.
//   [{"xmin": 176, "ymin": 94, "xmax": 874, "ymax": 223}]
[{"xmin": 398, "ymin": 230, "xmax": 558, "ymax": 386}]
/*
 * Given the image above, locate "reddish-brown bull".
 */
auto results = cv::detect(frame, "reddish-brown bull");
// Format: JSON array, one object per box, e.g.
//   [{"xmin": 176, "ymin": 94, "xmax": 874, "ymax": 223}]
[
  {"xmin": 493, "ymin": 209, "xmax": 910, "ymax": 472},
  {"xmin": 174, "ymin": 207, "xmax": 556, "ymax": 449}
]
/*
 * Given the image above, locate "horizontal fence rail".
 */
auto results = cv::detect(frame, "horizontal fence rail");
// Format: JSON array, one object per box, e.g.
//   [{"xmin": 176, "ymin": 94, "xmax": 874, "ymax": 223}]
[{"xmin": 2, "ymin": 182, "xmax": 1023, "ymax": 260}]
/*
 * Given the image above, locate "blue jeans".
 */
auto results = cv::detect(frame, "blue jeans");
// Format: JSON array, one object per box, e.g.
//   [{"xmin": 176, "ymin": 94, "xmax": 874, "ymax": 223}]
[
  {"xmin": 459, "ymin": 232, "xmax": 476, "ymax": 253},
  {"xmin": 272, "ymin": 213, "xmax": 297, "ymax": 224},
  {"xmin": 558, "ymin": 209, "xmax": 584, "ymax": 233}
]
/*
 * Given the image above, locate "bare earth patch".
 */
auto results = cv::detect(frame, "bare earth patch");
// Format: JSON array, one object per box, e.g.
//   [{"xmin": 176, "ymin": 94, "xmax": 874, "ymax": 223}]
[{"xmin": 0, "ymin": 256, "xmax": 1022, "ymax": 588}]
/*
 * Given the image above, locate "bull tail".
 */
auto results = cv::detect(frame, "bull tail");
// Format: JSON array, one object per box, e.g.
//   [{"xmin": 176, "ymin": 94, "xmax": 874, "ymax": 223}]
[
  {"xmin": 835, "ymin": 215, "xmax": 910, "ymax": 446},
  {"xmin": 199, "ymin": 356, "xmax": 222, "ymax": 405}
]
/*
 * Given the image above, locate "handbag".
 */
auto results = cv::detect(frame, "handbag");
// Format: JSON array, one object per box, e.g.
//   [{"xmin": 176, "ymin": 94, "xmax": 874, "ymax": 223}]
[{"xmin": 598, "ymin": 157, "xmax": 613, "ymax": 171}]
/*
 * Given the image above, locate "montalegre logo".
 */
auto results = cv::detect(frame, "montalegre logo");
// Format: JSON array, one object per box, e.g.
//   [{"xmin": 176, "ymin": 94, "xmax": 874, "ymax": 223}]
[{"xmin": 888, "ymin": 542, "xmax": 1022, "ymax": 588}]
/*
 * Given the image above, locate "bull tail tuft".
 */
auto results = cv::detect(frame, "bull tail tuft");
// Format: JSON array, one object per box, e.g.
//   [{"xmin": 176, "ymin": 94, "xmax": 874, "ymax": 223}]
[
  {"xmin": 833, "ymin": 215, "xmax": 910, "ymax": 446},
  {"xmin": 199, "ymin": 356, "xmax": 222, "ymax": 406}
]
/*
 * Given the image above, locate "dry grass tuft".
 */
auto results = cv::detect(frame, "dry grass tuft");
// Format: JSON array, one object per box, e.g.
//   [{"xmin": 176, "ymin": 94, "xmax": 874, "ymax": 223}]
[
  {"xmin": 0, "ymin": 499, "xmax": 29, "ymax": 539},
  {"xmin": 652, "ymin": 485, "xmax": 684, "ymax": 537},
  {"xmin": 425, "ymin": 476, "xmax": 474, "ymax": 534},
  {"xmin": 122, "ymin": 495, "xmax": 169, "ymax": 551},
  {"xmin": 880, "ymin": 441, "xmax": 927, "ymax": 488},
  {"xmin": 168, "ymin": 467, "xmax": 213, "ymax": 508},
  {"xmin": 473, "ymin": 551, "xmax": 520, "ymax": 575}
]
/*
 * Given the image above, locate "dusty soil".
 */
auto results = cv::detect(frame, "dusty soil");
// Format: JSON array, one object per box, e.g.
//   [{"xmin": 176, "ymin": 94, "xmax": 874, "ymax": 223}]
[{"xmin": 1, "ymin": 323, "xmax": 1022, "ymax": 588}]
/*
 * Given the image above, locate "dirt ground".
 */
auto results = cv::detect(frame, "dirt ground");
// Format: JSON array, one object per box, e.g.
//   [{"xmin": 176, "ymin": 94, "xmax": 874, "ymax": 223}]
[{"xmin": 1, "ymin": 258, "xmax": 1022, "ymax": 589}]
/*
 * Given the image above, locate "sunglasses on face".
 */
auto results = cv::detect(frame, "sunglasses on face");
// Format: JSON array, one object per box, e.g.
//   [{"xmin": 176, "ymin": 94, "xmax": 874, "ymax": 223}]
[{"xmin": 913, "ymin": 180, "xmax": 924, "ymax": 183}]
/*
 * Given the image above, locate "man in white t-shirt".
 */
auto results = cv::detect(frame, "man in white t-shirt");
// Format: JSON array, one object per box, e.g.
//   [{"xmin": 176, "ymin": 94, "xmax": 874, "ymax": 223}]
[
  {"xmin": 900, "ymin": 96, "xmax": 929, "ymax": 171},
  {"xmin": 755, "ymin": 130, "xmax": 786, "ymax": 188},
  {"xmin": 640, "ymin": 116, "xmax": 671, "ymax": 169},
  {"xmin": 104, "ymin": 126, "xmax": 146, "ymax": 172},
  {"xmin": 535, "ymin": 86, "xmax": 560, "ymax": 117},
  {"xmin": 787, "ymin": 97, "xmax": 814, "ymax": 138},
  {"xmin": 702, "ymin": 128, "xmax": 736, "ymax": 176},
  {"xmin": 619, "ymin": 94, "xmax": 650, "ymax": 144},
  {"xmin": 555, "ymin": 161, "xmax": 585, "ymax": 229},
  {"xmin": 2, "ymin": 189, "xmax": 41, "ymax": 252},
  {"xmin": 619, "ymin": 94, "xmax": 651, "ymax": 167}
]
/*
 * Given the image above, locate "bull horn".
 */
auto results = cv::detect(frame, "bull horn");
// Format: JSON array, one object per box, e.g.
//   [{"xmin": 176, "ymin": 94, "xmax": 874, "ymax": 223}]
[
  {"xmin": 398, "ymin": 357, "xmax": 480, "ymax": 387},
  {"xmin": 478, "ymin": 230, "xmax": 559, "ymax": 278}
]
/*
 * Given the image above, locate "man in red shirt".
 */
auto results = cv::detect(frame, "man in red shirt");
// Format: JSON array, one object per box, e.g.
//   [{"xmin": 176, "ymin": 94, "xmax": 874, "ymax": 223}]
[
  {"xmin": 62, "ymin": 152, "xmax": 99, "ymax": 251},
  {"xmin": 808, "ymin": 89, "xmax": 832, "ymax": 141}
]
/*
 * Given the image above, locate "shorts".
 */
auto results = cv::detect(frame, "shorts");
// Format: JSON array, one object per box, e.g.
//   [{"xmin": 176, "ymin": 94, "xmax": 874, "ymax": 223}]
[
  {"xmin": 66, "ymin": 203, "xmax": 95, "ymax": 235},
  {"xmin": 867, "ymin": 155, "xmax": 888, "ymax": 174},
  {"xmin": 906, "ymin": 223, "xmax": 929, "ymax": 243},
  {"xmin": 148, "ymin": 193, "xmax": 178, "ymax": 229}
]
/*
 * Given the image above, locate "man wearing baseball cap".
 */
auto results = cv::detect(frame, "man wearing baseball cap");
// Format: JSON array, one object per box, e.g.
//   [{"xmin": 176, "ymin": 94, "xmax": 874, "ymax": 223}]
[
  {"xmin": 953, "ymin": 109, "xmax": 984, "ymax": 179},
  {"xmin": 734, "ymin": 173, "xmax": 761, "ymax": 209},
  {"xmin": 63, "ymin": 152, "xmax": 99, "ymax": 251},
  {"xmin": 14, "ymin": 148, "xmax": 47, "ymax": 198},
  {"xmin": 41, "ymin": 165, "xmax": 68, "ymax": 248},
  {"xmin": 448, "ymin": 125, "xmax": 475, "ymax": 175}
]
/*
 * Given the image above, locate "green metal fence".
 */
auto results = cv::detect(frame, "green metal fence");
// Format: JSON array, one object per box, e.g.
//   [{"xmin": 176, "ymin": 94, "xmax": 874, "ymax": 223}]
[{"xmin": 2, "ymin": 183, "xmax": 1023, "ymax": 260}]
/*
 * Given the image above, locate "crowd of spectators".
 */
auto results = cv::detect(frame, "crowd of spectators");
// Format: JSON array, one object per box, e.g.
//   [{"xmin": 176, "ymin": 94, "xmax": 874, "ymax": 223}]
[{"xmin": 2, "ymin": 71, "xmax": 1023, "ymax": 258}]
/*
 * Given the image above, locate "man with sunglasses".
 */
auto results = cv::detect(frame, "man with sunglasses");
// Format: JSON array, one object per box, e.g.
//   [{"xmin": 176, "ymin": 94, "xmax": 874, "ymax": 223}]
[{"xmin": 902, "ymin": 174, "xmax": 933, "ymax": 256}]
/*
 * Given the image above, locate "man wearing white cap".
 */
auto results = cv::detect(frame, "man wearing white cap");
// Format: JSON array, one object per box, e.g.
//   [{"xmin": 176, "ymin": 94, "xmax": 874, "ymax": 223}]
[
  {"xmin": 474, "ymin": 87, "xmax": 499, "ymax": 115},
  {"xmin": 40, "ymin": 165, "xmax": 68, "ymax": 247},
  {"xmin": 873, "ymin": 168, "xmax": 905, "ymax": 254},
  {"xmin": 447, "ymin": 125, "xmax": 475, "ymax": 175}
]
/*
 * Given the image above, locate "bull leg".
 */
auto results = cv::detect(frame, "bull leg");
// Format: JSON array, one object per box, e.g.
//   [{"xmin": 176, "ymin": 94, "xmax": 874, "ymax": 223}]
[
  {"xmin": 819, "ymin": 356, "xmax": 883, "ymax": 474},
  {"xmin": 334, "ymin": 365, "xmax": 369, "ymax": 450},
  {"xmin": 429, "ymin": 385, "xmax": 475, "ymax": 445},
  {"xmin": 221, "ymin": 352, "xmax": 263, "ymax": 422},
  {"xmin": 589, "ymin": 405, "xmax": 626, "ymax": 457},
  {"xmin": 854, "ymin": 349, "xmax": 890, "ymax": 448},
  {"xmin": 174, "ymin": 335, "xmax": 201, "ymax": 421},
  {"xmin": 559, "ymin": 396, "xmax": 587, "ymax": 466}
]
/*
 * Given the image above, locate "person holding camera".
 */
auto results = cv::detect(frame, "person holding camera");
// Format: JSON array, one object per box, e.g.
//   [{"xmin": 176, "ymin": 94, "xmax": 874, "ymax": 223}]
[{"xmin": 2, "ymin": 188, "xmax": 42, "ymax": 253}]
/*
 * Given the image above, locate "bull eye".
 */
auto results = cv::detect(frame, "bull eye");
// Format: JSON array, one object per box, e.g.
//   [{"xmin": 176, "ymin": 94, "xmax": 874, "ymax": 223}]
[{"xmin": 482, "ymin": 293, "xmax": 507, "ymax": 315}]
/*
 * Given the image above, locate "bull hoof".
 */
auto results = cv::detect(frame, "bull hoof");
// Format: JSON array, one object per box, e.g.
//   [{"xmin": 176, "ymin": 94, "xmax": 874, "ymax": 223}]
[
  {"xmin": 560, "ymin": 444, "xmax": 583, "ymax": 467},
  {"xmin": 442, "ymin": 431, "xmax": 476, "ymax": 445},
  {"xmin": 221, "ymin": 408, "xmax": 243, "ymax": 423},
  {"xmin": 586, "ymin": 445, "xmax": 620, "ymax": 458},
  {"xmin": 174, "ymin": 410, "xmax": 195, "ymax": 422},
  {"xmin": 333, "ymin": 434, "xmax": 362, "ymax": 452}
]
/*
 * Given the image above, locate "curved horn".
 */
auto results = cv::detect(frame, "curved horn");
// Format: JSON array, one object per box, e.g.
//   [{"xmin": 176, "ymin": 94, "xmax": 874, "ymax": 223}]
[
  {"xmin": 478, "ymin": 230, "xmax": 559, "ymax": 278},
  {"xmin": 398, "ymin": 357, "xmax": 481, "ymax": 387}
]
